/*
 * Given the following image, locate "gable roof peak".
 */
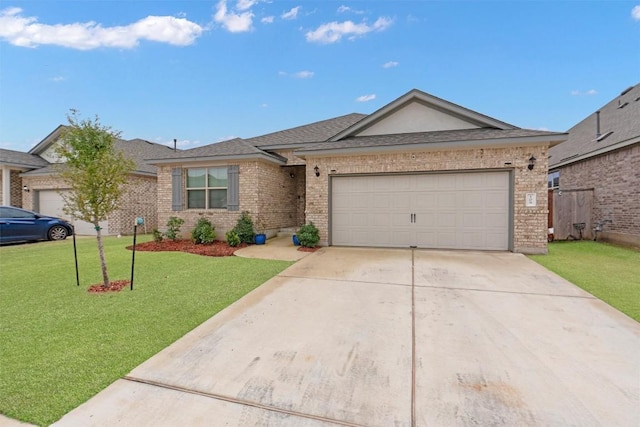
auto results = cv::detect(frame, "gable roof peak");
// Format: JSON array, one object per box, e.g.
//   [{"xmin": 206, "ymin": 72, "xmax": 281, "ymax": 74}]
[{"xmin": 330, "ymin": 88, "xmax": 518, "ymax": 141}]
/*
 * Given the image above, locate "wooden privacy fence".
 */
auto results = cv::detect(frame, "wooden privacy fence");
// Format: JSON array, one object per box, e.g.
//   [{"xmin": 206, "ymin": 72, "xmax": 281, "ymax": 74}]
[{"xmin": 549, "ymin": 189, "xmax": 594, "ymax": 241}]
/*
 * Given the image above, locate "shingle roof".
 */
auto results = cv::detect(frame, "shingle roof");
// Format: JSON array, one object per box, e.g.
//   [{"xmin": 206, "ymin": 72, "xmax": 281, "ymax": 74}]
[
  {"xmin": 245, "ymin": 113, "xmax": 367, "ymax": 147},
  {"xmin": 297, "ymin": 128, "xmax": 567, "ymax": 153},
  {"xmin": 116, "ymin": 138, "xmax": 177, "ymax": 174},
  {"xmin": 0, "ymin": 148, "xmax": 49, "ymax": 168},
  {"xmin": 145, "ymin": 138, "xmax": 286, "ymax": 163},
  {"xmin": 549, "ymin": 83, "xmax": 640, "ymax": 168},
  {"xmin": 21, "ymin": 138, "xmax": 174, "ymax": 176}
]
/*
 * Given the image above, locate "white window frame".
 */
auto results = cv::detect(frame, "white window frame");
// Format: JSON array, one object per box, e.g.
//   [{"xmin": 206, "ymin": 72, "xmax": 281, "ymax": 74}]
[{"xmin": 548, "ymin": 171, "xmax": 560, "ymax": 189}]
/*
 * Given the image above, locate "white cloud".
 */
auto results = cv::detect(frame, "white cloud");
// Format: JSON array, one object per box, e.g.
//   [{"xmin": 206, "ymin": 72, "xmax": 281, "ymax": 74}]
[
  {"xmin": 356, "ymin": 94, "xmax": 376, "ymax": 102},
  {"xmin": 279, "ymin": 70, "xmax": 314, "ymax": 78},
  {"xmin": 337, "ymin": 6, "xmax": 365, "ymax": 14},
  {"xmin": 383, "ymin": 61, "xmax": 398, "ymax": 68},
  {"xmin": 306, "ymin": 17, "xmax": 392, "ymax": 44},
  {"xmin": 50, "ymin": 76, "xmax": 65, "ymax": 82},
  {"xmin": 571, "ymin": 89, "xmax": 598, "ymax": 96},
  {"xmin": 281, "ymin": 6, "xmax": 301, "ymax": 20},
  {"xmin": 260, "ymin": 103, "xmax": 268, "ymax": 108},
  {"xmin": 236, "ymin": 0, "xmax": 257, "ymax": 11},
  {"xmin": 0, "ymin": 7, "xmax": 204, "ymax": 49},
  {"xmin": 214, "ymin": 0, "xmax": 254, "ymax": 33},
  {"xmin": 632, "ymin": 5, "xmax": 640, "ymax": 20},
  {"xmin": 293, "ymin": 70, "xmax": 314, "ymax": 78},
  {"xmin": 261, "ymin": 16, "xmax": 274, "ymax": 24}
]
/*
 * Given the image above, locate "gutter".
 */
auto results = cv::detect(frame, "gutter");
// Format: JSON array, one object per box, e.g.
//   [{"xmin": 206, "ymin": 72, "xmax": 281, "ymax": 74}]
[
  {"xmin": 145, "ymin": 152, "xmax": 286, "ymax": 165},
  {"xmin": 296, "ymin": 134, "xmax": 568, "ymax": 158}
]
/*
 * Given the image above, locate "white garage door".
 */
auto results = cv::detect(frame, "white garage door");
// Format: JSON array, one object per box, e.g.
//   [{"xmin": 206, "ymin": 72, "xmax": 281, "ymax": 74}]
[
  {"xmin": 38, "ymin": 190, "xmax": 109, "ymax": 236},
  {"xmin": 331, "ymin": 171, "xmax": 510, "ymax": 250}
]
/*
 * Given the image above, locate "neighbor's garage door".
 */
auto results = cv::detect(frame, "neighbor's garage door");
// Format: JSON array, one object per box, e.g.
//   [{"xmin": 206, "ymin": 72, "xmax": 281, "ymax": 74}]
[
  {"xmin": 38, "ymin": 190, "xmax": 108, "ymax": 236},
  {"xmin": 331, "ymin": 171, "xmax": 510, "ymax": 250}
]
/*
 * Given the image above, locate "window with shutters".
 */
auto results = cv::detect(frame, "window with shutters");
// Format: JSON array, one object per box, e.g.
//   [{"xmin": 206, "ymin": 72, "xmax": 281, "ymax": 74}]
[{"xmin": 186, "ymin": 167, "xmax": 228, "ymax": 209}]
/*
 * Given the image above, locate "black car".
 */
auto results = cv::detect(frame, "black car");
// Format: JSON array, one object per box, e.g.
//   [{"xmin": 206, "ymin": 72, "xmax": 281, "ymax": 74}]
[{"xmin": 0, "ymin": 206, "xmax": 73, "ymax": 243}]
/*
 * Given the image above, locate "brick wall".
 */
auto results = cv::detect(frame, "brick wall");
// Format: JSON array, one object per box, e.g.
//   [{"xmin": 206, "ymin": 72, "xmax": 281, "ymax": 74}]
[
  {"xmin": 107, "ymin": 175, "xmax": 158, "ymax": 235},
  {"xmin": 558, "ymin": 144, "xmax": 639, "ymax": 246},
  {"xmin": 0, "ymin": 170, "xmax": 24, "ymax": 208},
  {"xmin": 10, "ymin": 171, "xmax": 23, "ymax": 208},
  {"xmin": 21, "ymin": 173, "xmax": 158, "ymax": 236},
  {"xmin": 305, "ymin": 145, "xmax": 549, "ymax": 254}
]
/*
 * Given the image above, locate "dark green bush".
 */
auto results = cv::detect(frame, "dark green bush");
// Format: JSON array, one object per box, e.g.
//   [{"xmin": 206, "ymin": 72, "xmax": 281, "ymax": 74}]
[
  {"xmin": 225, "ymin": 230, "xmax": 241, "ymax": 247},
  {"xmin": 297, "ymin": 222, "xmax": 320, "ymax": 248},
  {"xmin": 191, "ymin": 218, "xmax": 216, "ymax": 244},
  {"xmin": 165, "ymin": 216, "xmax": 184, "ymax": 241},
  {"xmin": 152, "ymin": 228, "xmax": 163, "ymax": 243},
  {"xmin": 234, "ymin": 211, "xmax": 255, "ymax": 244}
]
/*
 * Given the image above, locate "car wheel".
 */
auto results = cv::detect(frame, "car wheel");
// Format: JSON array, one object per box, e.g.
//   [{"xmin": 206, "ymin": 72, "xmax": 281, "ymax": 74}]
[{"xmin": 48, "ymin": 225, "xmax": 68, "ymax": 241}]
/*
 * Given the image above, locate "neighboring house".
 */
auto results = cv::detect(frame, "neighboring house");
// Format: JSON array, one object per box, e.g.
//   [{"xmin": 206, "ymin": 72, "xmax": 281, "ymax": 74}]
[
  {"xmin": 148, "ymin": 89, "xmax": 567, "ymax": 254},
  {"xmin": 0, "ymin": 125, "xmax": 175, "ymax": 235},
  {"xmin": 548, "ymin": 83, "xmax": 640, "ymax": 247}
]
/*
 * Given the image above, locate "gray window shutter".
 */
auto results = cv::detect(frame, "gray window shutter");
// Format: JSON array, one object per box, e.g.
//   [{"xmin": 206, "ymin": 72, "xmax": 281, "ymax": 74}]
[
  {"xmin": 171, "ymin": 168, "xmax": 183, "ymax": 211},
  {"xmin": 227, "ymin": 165, "xmax": 239, "ymax": 211}
]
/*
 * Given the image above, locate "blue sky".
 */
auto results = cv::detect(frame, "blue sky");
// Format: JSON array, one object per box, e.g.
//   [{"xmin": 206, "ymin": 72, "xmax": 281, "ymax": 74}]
[{"xmin": 1, "ymin": 1, "xmax": 639, "ymax": 152}]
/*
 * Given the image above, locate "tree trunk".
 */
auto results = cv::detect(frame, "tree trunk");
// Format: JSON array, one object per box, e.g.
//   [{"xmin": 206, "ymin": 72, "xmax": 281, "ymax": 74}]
[{"xmin": 95, "ymin": 225, "xmax": 110, "ymax": 288}]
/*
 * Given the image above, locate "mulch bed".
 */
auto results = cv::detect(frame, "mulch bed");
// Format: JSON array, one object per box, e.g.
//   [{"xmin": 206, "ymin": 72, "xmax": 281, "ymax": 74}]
[
  {"xmin": 126, "ymin": 239, "xmax": 248, "ymax": 257},
  {"xmin": 88, "ymin": 280, "xmax": 130, "ymax": 294},
  {"xmin": 297, "ymin": 246, "xmax": 320, "ymax": 252}
]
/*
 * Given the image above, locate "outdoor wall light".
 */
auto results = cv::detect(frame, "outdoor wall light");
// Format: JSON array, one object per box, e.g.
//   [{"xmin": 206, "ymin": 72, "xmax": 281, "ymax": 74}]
[
  {"xmin": 528, "ymin": 156, "xmax": 536, "ymax": 170},
  {"xmin": 289, "ymin": 172, "xmax": 295, "ymax": 179},
  {"xmin": 314, "ymin": 165, "xmax": 320, "ymax": 177},
  {"xmin": 22, "ymin": 185, "xmax": 29, "ymax": 192}
]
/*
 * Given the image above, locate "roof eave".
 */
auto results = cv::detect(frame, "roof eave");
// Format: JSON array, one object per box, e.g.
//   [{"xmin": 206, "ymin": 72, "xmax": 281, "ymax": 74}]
[
  {"xmin": 28, "ymin": 125, "xmax": 66, "ymax": 155},
  {"xmin": 0, "ymin": 162, "xmax": 46, "ymax": 170},
  {"xmin": 296, "ymin": 134, "xmax": 567, "ymax": 158},
  {"xmin": 145, "ymin": 152, "xmax": 286, "ymax": 165},
  {"xmin": 550, "ymin": 136, "xmax": 640, "ymax": 170}
]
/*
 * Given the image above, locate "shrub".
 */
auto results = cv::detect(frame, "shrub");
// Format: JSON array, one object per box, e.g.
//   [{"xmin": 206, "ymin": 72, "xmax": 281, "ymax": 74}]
[
  {"xmin": 152, "ymin": 228, "xmax": 163, "ymax": 243},
  {"xmin": 225, "ymin": 230, "xmax": 241, "ymax": 247},
  {"xmin": 165, "ymin": 216, "xmax": 185, "ymax": 241},
  {"xmin": 297, "ymin": 222, "xmax": 320, "ymax": 248},
  {"xmin": 234, "ymin": 211, "xmax": 255, "ymax": 244},
  {"xmin": 191, "ymin": 218, "xmax": 216, "ymax": 244}
]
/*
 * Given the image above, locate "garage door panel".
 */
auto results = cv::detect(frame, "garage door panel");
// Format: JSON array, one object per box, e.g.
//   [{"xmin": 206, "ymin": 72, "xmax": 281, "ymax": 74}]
[
  {"xmin": 331, "ymin": 172, "xmax": 509, "ymax": 250},
  {"xmin": 38, "ymin": 190, "xmax": 108, "ymax": 236}
]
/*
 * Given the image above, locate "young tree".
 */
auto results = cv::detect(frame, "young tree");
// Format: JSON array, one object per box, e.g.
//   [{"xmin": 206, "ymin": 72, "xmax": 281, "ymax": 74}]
[{"xmin": 55, "ymin": 111, "xmax": 135, "ymax": 288}]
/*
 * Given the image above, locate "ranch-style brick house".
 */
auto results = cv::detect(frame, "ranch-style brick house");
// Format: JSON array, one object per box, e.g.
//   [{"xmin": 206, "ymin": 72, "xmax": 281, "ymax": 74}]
[
  {"xmin": 148, "ymin": 89, "xmax": 567, "ymax": 254},
  {"xmin": 0, "ymin": 125, "xmax": 174, "ymax": 235}
]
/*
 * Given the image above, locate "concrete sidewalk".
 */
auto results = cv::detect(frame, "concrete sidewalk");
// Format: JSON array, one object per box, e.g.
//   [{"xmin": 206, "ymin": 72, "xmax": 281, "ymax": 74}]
[
  {"xmin": 51, "ymin": 248, "xmax": 640, "ymax": 426},
  {"xmin": 234, "ymin": 236, "xmax": 310, "ymax": 261}
]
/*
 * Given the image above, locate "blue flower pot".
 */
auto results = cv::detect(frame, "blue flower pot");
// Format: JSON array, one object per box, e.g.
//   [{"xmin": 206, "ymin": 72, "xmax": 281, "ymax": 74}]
[
  {"xmin": 292, "ymin": 235, "xmax": 300, "ymax": 246},
  {"xmin": 254, "ymin": 233, "xmax": 266, "ymax": 245}
]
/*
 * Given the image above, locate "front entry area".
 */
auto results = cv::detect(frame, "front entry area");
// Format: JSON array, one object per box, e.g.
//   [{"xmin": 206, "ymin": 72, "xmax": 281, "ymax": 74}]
[{"xmin": 331, "ymin": 171, "xmax": 510, "ymax": 250}]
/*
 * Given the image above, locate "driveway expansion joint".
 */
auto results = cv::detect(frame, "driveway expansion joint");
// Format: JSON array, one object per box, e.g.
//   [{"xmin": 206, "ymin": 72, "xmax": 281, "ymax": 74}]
[
  {"xmin": 416, "ymin": 284, "xmax": 598, "ymax": 299},
  {"xmin": 278, "ymin": 274, "xmax": 413, "ymax": 288},
  {"xmin": 122, "ymin": 376, "xmax": 366, "ymax": 427}
]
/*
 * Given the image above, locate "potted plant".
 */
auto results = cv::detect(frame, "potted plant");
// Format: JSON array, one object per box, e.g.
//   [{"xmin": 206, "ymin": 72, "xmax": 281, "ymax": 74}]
[{"xmin": 254, "ymin": 216, "xmax": 266, "ymax": 245}]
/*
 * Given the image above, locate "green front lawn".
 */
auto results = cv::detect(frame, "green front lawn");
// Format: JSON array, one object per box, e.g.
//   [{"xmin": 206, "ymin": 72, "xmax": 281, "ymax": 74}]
[
  {"xmin": 529, "ymin": 241, "xmax": 640, "ymax": 322},
  {"xmin": 0, "ymin": 236, "xmax": 292, "ymax": 426}
]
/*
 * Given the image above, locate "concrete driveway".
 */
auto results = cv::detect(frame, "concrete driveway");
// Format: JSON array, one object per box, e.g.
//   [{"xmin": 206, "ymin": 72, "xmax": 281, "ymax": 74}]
[{"xmin": 53, "ymin": 248, "xmax": 639, "ymax": 426}]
